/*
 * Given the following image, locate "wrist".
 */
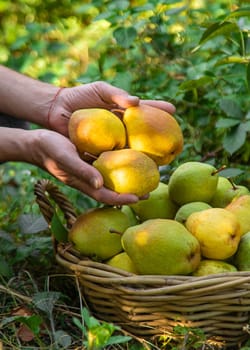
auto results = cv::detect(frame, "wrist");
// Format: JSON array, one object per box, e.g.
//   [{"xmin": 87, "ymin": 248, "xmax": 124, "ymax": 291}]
[
  {"xmin": 0, "ymin": 128, "xmax": 40, "ymax": 163},
  {"xmin": 0, "ymin": 66, "xmax": 59, "ymax": 128}
]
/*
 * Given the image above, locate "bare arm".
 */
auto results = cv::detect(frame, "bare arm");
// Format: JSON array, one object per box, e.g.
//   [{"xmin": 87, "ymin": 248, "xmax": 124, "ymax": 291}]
[{"xmin": 0, "ymin": 65, "xmax": 58, "ymax": 128}]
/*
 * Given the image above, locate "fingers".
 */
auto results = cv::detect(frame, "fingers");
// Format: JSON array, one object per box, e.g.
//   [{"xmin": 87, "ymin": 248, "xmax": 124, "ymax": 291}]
[
  {"xmin": 92, "ymin": 81, "xmax": 140, "ymax": 108},
  {"xmin": 94, "ymin": 82, "xmax": 176, "ymax": 113},
  {"xmin": 66, "ymin": 178, "xmax": 140, "ymax": 206},
  {"xmin": 140, "ymin": 100, "xmax": 176, "ymax": 114}
]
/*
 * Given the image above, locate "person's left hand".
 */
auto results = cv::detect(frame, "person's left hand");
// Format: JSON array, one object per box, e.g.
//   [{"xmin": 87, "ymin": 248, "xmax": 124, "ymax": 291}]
[
  {"xmin": 48, "ymin": 81, "xmax": 176, "ymax": 136},
  {"xmin": 30, "ymin": 129, "xmax": 142, "ymax": 205}
]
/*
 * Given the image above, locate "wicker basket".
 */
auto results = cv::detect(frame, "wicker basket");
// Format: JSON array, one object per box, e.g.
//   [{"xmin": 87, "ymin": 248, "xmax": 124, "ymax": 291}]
[{"xmin": 34, "ymin": 179, "xmax": 250, "ymax": 349}]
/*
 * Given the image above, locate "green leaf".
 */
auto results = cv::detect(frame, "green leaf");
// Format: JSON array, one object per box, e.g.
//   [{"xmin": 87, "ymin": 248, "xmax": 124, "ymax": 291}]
[
  {"xmin": 216, "ymin": 118, "xmax": 240, "ymax": 128},
  {"xmin": 72, "ymin": 316, "xmax": 85, "ymax": 332},
  {"xmin": 179, "ymin": 76, "xmax": 213, "ymax": 91},
  {"xmin": 21, "ymin": 315, "xmax": 43, "ymax": 335},
  {"xmin": 50, "ymin": 211, "xmax": 68, "ymax": 243},
  {"xmin": 199, "ymin": 21, "xmax": 239, "ymax": 45},
  {"xmin": 32, "ymin": 291, "xmax": 61, "ymax": 315},
  {"xmin": 219, "ymin": 99, "xmax": 243, "ymax": 118},
  {"xmin": 82, "ymin": 307, "xmax": 100, "ymax": 329},
  {"xmin": 223, "ymin": 124, "xmax": 247, "ymax": 154},
  {"xmin": 105, "ymin": 335, "xmax": 132, "ymax": 346},
  {"xmin": 54, "ymin": 330, "xmax": 72, "ymax": 348},
  {"xmin": 0, "ymin": 315, "xmax": 42, "ymax": 335},
  {"xmin": 18, "ymin": 214, "xmax": 48, "ymax": 234},
  {"xmin": 0, "ymin": 255, "xmax": 13, "ymax": 277},
  {"xmin": 244, "ymin": 120, "xmax": 250, "ymax": 131},
  {"xmin": 225, "ymin": 7, "xmax": 250, "ymax": 20},
  {"xmin": 219, "ymin": 167, "xmax": 245, "ymax": 178},
  {"xmin": 113, "ymin": 26, "xmax": 137, "ymax": 48},
  {"xmin": 247, "ymin": 62, "xmax": 250, "ymax": 90}
]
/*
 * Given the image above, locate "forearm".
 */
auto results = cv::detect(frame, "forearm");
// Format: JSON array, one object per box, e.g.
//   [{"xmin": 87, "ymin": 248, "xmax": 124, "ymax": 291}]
[
  {"xmin": 0, "ymin": 127, "xmax": 38, "ymax": 163},
  {"xmin": 0, "ymin": 65, "xmax": 59, "ymax": 128}
]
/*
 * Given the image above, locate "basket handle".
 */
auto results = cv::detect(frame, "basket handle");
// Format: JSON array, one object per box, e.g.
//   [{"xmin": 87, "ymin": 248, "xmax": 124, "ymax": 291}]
[{"xmin": 34, "ymin": 179, "xmax": 77, "ymax": 229}]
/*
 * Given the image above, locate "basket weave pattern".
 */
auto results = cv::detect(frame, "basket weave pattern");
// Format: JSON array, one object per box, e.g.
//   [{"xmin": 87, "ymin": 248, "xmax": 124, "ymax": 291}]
[{"xmin": 34, "ymin": 179, "xmax": 250, "ymax": 348}]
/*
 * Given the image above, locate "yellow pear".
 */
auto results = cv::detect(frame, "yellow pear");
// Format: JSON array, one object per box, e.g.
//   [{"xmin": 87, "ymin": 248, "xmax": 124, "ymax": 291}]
[
  {"xmin": 225, "ymin": 194, "xmax": 250, "ymax": 236},
  {"xmin": 121, "ymin": 219, "xmax": 201, "ymax": 275},
  {"xmin": 186, "ymin": 208, "xmax": 241, "ymax": 260},
  {"xmin": 175, "ymin": 201, "xmax": 212, "ymax": 225},
  {"xmin": 93, "ymin": 149, "xmax": 160, "ymax": 197},
  {"xmin": 192, "ymin": 259, "xmax": 237, "ymax": 276},
  {"xmin": 168, "ymin": 161, "xmax": 219, "ymax": 206},
  {"xmin": 106, "ymin": 251, "xmax": 138, "ymax": 274},
  {"xmin": 68, "ymin": 108, "xmax": 126, "ymax": 157},
  {"xmin": 123, "ymin": 105, "xmax": 183, "ymax": 166},
  {"xmin": 68, "ymin": 207, "xmax": 131, "ymax": 261},
  {"xmin": 129, "ymin": 182, "xmax": 179, "ymax": 221}
]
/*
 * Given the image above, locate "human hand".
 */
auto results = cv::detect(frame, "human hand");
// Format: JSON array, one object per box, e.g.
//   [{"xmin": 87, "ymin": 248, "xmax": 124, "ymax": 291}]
[
  {"xmin": 30, "ymin": 129, "xmax": 141, "ymax": 206},
  {"xmin": 48, "ymin": 81, "xmax": 176, "ymax": 136}
]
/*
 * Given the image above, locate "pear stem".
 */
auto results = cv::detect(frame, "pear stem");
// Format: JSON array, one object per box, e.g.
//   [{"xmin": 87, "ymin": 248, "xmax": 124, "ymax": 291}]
[
  {"xmin": 109, "ymin": 229, "xmax": 123, "ymax": 235},
  {"xmin": 82, "ymin": 152, "xmax": 98, "ymax": 160},
  {"xmin": 227, "ymin": 177, "xmax": 238, "ymax": 190},
  {"xmin": 211, "ymin": 164, "xmax": 227, "ymax": 176},
  {"xmin": 111, "ymin": 108, "xmax": 125, "ymax": 118}
]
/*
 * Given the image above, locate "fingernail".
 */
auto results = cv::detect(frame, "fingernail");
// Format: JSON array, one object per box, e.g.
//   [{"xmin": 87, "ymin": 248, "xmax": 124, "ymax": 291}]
[{"xmin": 90, "ymin": 177, "xmax": 102, "ymax": 189}]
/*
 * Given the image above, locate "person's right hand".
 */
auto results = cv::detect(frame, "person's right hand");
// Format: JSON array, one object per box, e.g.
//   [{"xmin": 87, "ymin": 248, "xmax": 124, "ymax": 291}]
[{"xmin": 30, "ymin": 129, "xmax": 140, "ymax": 206}]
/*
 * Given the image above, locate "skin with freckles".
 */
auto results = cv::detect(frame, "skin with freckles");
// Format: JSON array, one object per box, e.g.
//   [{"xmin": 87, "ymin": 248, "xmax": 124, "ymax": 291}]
[{"xmin": 0, "ymin": 65, "xmax": 176, "ymax": 205}]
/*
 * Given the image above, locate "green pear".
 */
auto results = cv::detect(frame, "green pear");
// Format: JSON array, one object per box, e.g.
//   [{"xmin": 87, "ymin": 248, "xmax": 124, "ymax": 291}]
[
  {"xmin": 106, "ymin": 251, "xmax": 138, "ymax": 274},
  {"xmin": 233, "ymin": 231, "xmax": 250, "ymax": 271},
  {"xmin": 226, "ymin": 194, "xmax": 250, "ymax": 236},
  {"xmin": 122, "ymin": 219, "xmax": 201, "ymax": 275},
  {"xmin": 186, "ymin": 208, "xmax": 241, "ymax": 260},
  {"xmin": 210, "ymin": 176, "xmax": 249, "ymax": 208},
  {"xmin": 168, "ymin": 161, "xmax": 219, "ymax": 206},
  {"xmin": 120, "ymin": 205, "xmax": 139, "ymax": 226},
  {"xmin": 93, "ymin": 149, "xmax": 160, "ymax": 197},
  {"xmin": 175, "ymin": 201, "xmax": 212, "ymax": 225},
  {"xmin": 192, "ymin": 259, "xmax": 237, "ymax": 276},
  {"xmin": 129, "ymin": 182, "xmax": 179, "ymax": 222},
  {"xmin": 68, "ymin": 207, "xmax": 131, "ymax": 261}
]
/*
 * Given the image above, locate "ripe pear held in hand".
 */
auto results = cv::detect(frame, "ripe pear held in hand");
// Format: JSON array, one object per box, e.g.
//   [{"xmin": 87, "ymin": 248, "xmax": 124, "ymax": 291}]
[
  {"xmin": 122, "ymin": 105, "xmax": 184, "ymax": 166},
  {"xmin": 122, "ymin": 219, "xmax": 201, "ymax": 275},
  {"xmin": 93, "ymin": 148, "xmax": 160, "ymax": 197},
  {"xmin": 68, "ymin": 108, "xmax": 126, "ymax": 158},
  {"xmin": 186, "ymin": 208, "xmax": 241, "ymax": 260},
  {"xmin": 226, "ymin": 194, "xmax": 250, "ymax": 236},
  {"xmin": 68, "ymin": 207, "xmax": 131, "ymax": 261},
  {"xmin": 168, "ymin": 161, "xmax": 221, "ymax": 206}
]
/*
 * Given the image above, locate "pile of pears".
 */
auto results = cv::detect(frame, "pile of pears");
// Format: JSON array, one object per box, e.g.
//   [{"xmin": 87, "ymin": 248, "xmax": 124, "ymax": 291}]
[
  {"xmin": 67, "ymin": 158, "xmax": 250, "ymax": 276},
  {"xmin": 68, "ymin": 105, "xmax": 183, "ymax": 196},
  {"xmin": 67, "ymin": 106, "xmax": 250, "ymax": 276}
]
